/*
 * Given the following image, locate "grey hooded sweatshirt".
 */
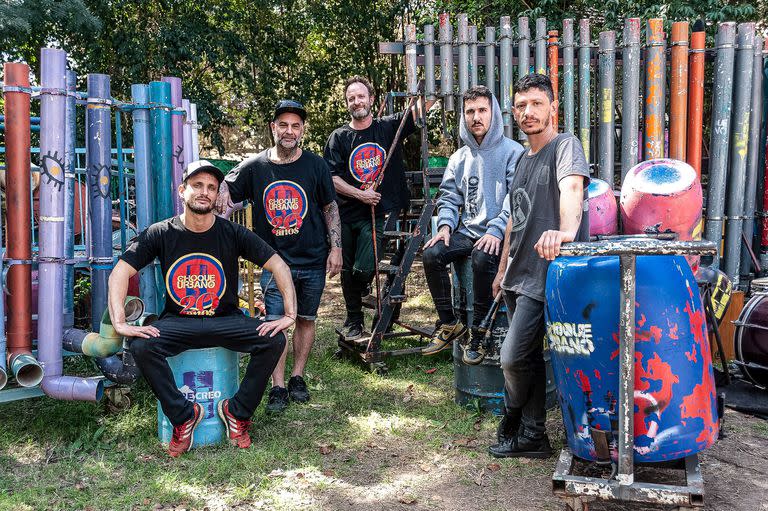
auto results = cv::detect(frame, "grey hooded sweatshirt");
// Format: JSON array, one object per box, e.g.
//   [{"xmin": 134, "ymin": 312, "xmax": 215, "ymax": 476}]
[{"xmin": 436, "ymin": 95, "xmax": 525, "ymax": 240}]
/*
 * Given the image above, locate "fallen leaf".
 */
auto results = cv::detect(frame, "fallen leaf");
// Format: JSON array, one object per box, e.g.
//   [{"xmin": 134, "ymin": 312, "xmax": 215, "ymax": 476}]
[
  {"xmin": 295, "ymin": 472, "xmax": 305, "ymax": 478},
  {"xmin": 425, "ymin": 368, "xmax": 437, "ymax": 374},
  {"xmin": 519, "ymin": 458, "xmax": 531, "ymax": 464},
  {"xmin": 398, "ymin": 495, "xmax": 417, "ymax": 505},
  {"xmin": 419, "ymin": 463, "xmax": 431, "ymax": 472},
  {"xmin": 322, "ymin": 469, "xmax": 336, "ymax": 477},
  {"xmin": 474, "ymin": 468, "xmax": 486, "ymax": 486},
  {"xmin": 402, "ymin": 384, "xmax": 414, "ymax": 403},
  {"xmin": 453, "ymin": 436, "xmax": 478, "ymax": 448},
  {"xmin": 318, "ymin": 443, "xmax": 335, "ymax": 455},
  {"xmin": 143, "ymin": 499, "xmax": 151, "ymax": 505},
  {"xmin": 487, "ymin": 463, "xmax": 501, "ymax": 472},
  {"xmin": 268, "ymin": 469, "xmax": 285, "ymax": 478},
  {"xmin": 74, "ymin": 482, "xmax": 86, "ymax": 491},
  {"xmin": 472, "ymin": 419, "xmax": 482, "ymax": 431}
]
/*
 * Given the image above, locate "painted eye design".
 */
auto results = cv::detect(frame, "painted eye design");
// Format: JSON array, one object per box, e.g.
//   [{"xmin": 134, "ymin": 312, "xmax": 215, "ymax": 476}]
[
  {"xmin": 40, "ymin": 151, "xmax": 65, "ymax": 192},
  {"xmin": 173, "ymin": 145, "xmax": 184, "ymax": 168},
  {"xmin": 88, "ymin": 164, "xmax": 111, "ymax": 199}
]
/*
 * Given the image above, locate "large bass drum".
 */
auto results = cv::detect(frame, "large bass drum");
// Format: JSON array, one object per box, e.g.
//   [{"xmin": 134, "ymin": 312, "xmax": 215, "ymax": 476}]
[{"xmin": 734, "ymin": 293, "xmax": 768, "ymax": 388}]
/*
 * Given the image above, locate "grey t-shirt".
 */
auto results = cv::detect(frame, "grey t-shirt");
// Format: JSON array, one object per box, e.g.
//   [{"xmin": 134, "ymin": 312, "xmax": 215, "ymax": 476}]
[{"xmin": 501, "ymin": 133, "xmax": 590, "ymax": 301}]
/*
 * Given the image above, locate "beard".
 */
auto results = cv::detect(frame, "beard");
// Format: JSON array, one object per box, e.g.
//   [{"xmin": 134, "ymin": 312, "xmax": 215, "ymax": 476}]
[
  {"xmin": 349, "ymin": 104, "xmax": 371, "ymax": 120},
  {"xmin": 187, "ymin": 198, "xmax": 214, "ymax": 214},
  {"xmin": 520, "ymin": 114, "xmax": 550, "ymax": 135}
]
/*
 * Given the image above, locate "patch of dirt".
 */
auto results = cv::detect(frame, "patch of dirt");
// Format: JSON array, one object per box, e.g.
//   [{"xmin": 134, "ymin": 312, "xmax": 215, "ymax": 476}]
[{"xmin": 307, "ymin": 275, "xmax": 768, "ymax": 511}]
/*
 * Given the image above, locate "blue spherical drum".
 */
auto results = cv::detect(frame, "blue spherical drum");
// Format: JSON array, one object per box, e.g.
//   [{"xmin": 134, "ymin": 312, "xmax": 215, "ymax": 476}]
[
  {"xmin": 545, "ymin": 255, "xmax": 718, "ymax": 462},
  {"xmin": 158, "ymin": 347, "xmax": 240, "ymax": 448}
]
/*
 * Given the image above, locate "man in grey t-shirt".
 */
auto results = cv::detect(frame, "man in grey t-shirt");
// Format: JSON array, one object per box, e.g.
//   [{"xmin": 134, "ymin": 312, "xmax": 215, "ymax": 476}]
[{"xmin": 489, "ymin": 74, "xmax": 590, "ymax": 458}]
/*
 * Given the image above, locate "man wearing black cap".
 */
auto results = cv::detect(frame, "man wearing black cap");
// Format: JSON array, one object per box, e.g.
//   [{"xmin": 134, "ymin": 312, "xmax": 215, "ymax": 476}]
[
  {"xmin": 217, "ymin": 100, "xmax": 340, "ymax": 414},
  {"xmin": 108, "ymin": 160, "xmax": 297, "ymax": 457}
]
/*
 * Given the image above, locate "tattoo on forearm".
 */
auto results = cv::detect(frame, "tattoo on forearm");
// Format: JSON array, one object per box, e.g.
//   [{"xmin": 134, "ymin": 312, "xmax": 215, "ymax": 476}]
[{"xmin": 324, "ymin": 201, "xmax": 342, "ymax": 248}]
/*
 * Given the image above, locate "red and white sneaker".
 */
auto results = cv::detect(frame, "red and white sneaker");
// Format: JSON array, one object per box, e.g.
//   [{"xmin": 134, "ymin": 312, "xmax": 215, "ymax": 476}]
[
  {"xmin": 217, "ymin": 398, "xmax": 252, "ymax": 449},
  {"xmin": 168, "ymin": 402, "xmax": 204, "ymax": 458}
]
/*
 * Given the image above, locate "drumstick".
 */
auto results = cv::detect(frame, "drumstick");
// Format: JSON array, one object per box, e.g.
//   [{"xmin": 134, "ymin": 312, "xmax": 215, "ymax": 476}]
[{"xmin": 476, "ymin": 292, "xmax": 504, "ymax": 340}]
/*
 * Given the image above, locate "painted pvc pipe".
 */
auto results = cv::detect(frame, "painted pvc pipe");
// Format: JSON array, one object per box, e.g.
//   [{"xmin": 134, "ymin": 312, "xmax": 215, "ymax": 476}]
[
  {"xmin": 4, "ymin": 62, "xmax": 41, "ymax": 387},
  {"xmin": 425, "ymin": 25, "xmax": 436, "ymax": 100},
  {"xmin": 190, "ymin": 103, "xmax": 200, "ymax": 161},
  {"xmin": 458, "ymin": 14, "xmax": 469, "ymax": 99},
  {"xmin": 723, "ymin": 23, "xmax": 755, "ymax": 284},
  {"xmin": 149, "ymin": 81, "xmax": 174, "ymax": 221},
  {"xmin": 63, "ymin": 297, "xmax": 145, "ymax": 357},
  {"xmin": 548, "ymin": 30, "xmax": 559, "ymax": 131},
  {"xmin": 621, "ymin": 18, "xmax": 641, "ymax": 180},
  {"xmin": 578, "ymin": 19, "xmax": 591, "ymax": 161},
  {"xmin": 63, "ymin": 70, "xmax": 76, "ymax": 329},
  {"xmin": 535, "ymin": 18, "xmax": 547, "ymax": 75},
  {"xmin": 405, "ymin": 24, "xmax": 418, "ymax": 97},
  {"xmin": 742, "ymin": 36, "xmax": 765, "ymax": 274},
  {"xmin": 39, "ymin": 48, "xmax": 103, "ymax": 401},
  {"xmin": 439, "ymin": 13, "xmax": 454, "ymax": 112},
  {"xmin": 704, "ymin": 22, "xmax": 737, "ymax": 262},
  {"xmin": 598, "ymin": 31, "xmax": 616, "ymax": 185},
  {"xmin": 161, "ymin": 77, "xmax": 184, "ymax": 214},
  {"xmin": 182, "ymin": 99, "xmax": 193, "ymax": 172},
  {"xmin": 563, "ymin": 19, "xmax": 575, "ymax": 135},
  {"xmin": 687, "ymin": 22, "xmax": 706, "ymax": 178},
  {"xmin": 644, "ymin": 19, "xmax": 666, "ymax": 160},
  {"xmin": 0, "ymin": 155, "xmax": 4, "ymax": 389},
  {"xmin": 518, "ymin": 17, "xmax": 531, "ymax": 142},
  {"xmin": 469, "ymin": 25, "xmax": 478, "ymax": 88},
  {"xmin": 759, "ymin": 38, "xmax": 768, "ymax": 267},
  {"xmin": 669, "ymin": 22, "xmax": 689, "ymax": 161},
  {"xmin": 499, "ymin": 16, "xmax": 512, "ymax": 137},
  {"xmin": 131, "ymin": 84, "xmax": 158, "ymax": 314},
  {"xmin": 485, "ymin": 26, "xmax": 496, "ymax": 97}
]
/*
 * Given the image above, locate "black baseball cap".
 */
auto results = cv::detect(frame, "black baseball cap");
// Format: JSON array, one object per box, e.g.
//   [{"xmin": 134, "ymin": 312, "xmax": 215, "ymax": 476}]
[
  {"xmin": 183, "ymin": 160, "xmax": 225, "ymax": 184},
  {"xmin": 273, "ymin": 99, "xmax": 307, "ymax": 122}
]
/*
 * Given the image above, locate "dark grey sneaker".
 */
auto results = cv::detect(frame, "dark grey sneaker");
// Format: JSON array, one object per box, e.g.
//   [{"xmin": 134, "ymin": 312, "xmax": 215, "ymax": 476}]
[
  {"xmin": 344, "ymin": 323, "xmax": 364, "ymax": 341},
  {"xmin": 288, "ymin": 375, "xmax": 310, "ymax": 403},
  {"xmin": 489, "ymin": 433, "xmax": 552, "ymax": 459},
  {"xmin": 266, "ymin": 386, "xmax": 289, "ymax": 415}
]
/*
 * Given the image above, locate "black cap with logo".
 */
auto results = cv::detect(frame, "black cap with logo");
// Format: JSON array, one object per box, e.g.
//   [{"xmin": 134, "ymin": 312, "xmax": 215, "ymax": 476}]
[
  {"xmin": 182, "ymin": 160, "xmax": 225, "ymax": 184},
  {"xmin": 273, "ymin": 99, "xmax": 307, "ymax": 121}
]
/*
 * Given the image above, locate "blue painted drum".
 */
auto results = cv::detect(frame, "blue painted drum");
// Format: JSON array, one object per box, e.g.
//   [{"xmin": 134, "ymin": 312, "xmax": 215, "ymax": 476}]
[
  {"xmin": 545, "ymin": 254, "xmax": 719, "ymax": 463},
  {"xmin": 158, "ymin": 347, "xmax": 239, "ymax": 448}
]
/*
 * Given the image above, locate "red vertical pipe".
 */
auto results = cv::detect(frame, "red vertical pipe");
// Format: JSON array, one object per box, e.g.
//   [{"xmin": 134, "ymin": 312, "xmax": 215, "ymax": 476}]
[
  {"xmin": 3, "ymin": 63, "xmax": 33, "ymax": 364},
  {"xmin": 644, "ymin": 19, "xmax": 665, "ymax": 159},
  {"xmin": 761, "ymin": 38, "xmax": 768, "ymax": 250},
  {"xmin": 669, "ymin": 22, "xmax": 689, "ymax": 161},
  {"xmin": 686, "ymin": 25, "xmax": 706, "ymax": 178},
  {"xmin": 548, "ymin": 30, "xmax": 559, "ymax": 131}
]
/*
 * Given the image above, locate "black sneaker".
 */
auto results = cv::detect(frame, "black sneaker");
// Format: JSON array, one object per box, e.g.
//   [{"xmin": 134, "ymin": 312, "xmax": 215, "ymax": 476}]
[
  {"xmin": 288, "ymin": 375, "xmax": 310, "ymax": 403},
  {"xmin": 496, "ymin": 411, "xmax": 521, "ymax": 443},
  {"xmin": 344, "ymin": 323, "xmax": 364, "ymax": 341},
  {"xmin": 489, "ymin": 433, "xmax": 552, "ymax": 459},
  {"xmin": 462, "ymin": 329, "xmax": 486, "ymax": 365},
  {"xmin": 266, "ymin": 386, "xmax": 289, "ymax": 415}
]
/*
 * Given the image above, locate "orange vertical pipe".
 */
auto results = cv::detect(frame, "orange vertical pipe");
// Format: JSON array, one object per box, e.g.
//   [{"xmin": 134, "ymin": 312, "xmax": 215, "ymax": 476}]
[
  {"xmin": 669, "ymin": 21, "xmax": 689, "ymax": 161},
  {"xmin": 686, "ymin": 24, "xmax": 706, "ymax": 178},
  {"xmin": 3, "ymin": 63, "xmax": 33, "ymax": 363},
  {"xmin": 548, "ymin": 30, "xmax": 559, "ymax": 130},
  {"xmin": 644, "ymin": 18, "xmax": 666, "ymax": 160}
]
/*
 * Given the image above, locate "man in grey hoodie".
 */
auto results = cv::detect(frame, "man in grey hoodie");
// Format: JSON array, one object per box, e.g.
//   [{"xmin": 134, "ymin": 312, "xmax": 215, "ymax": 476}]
[{"xmin": 422, "ymin": 86, "xmax": 525, "ymax": 359}]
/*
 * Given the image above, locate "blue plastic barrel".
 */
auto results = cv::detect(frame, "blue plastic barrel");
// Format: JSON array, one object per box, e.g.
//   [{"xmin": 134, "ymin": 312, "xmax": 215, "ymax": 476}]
[
  {"xmin": 545, "ymin": 255, "xmax": 718, "ymax": 463},
  {"xmin": 158, "ymin": 347, "xmax": 239, "ymax": 448}
]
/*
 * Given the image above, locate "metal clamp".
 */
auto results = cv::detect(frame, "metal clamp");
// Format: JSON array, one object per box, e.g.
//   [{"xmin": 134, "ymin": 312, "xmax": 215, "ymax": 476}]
[
  {"xmin": 38, "ymin": 256, "xmax": 68, "ymax": 264},
  {"xmin": 38, "ymin": 87, "xmax": 70, "ymax": 97},
  {"xmin": 87, "ymin": 97, "xmax": 113, "ymax": 106},
  {"xmin": 149, "ymin": 102, "xmax": 172, "ymax": 111},
  {"xmin": 2, "ymin": 85, "xmax": 32, "ymax": 94},
  {"xmin": 669, "ymin": 41, "xmax": 690, "ymax": 47},
  {"xmin": 689, "ymin": 48, "xmax": 707, "ymax": 53}
]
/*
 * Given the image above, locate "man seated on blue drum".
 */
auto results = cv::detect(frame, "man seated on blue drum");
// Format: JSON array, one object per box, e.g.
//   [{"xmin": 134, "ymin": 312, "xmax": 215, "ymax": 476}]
[
  {"xmin": 107, "ymin": 160, "xmax": 297, "ymax": 458},
  {"xmin": 421, "ymin": 85, "xmax": 524, "ymax": 361}
]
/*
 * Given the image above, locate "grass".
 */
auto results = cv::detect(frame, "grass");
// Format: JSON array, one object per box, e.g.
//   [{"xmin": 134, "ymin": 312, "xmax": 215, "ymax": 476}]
[{"xmin": 0, "ymin": 321, "xmax": 506, "ymax": 511}]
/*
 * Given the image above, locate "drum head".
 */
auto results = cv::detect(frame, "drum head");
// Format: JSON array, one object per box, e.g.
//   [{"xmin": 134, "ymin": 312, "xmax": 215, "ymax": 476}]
[
  {"xmin": 735, "ymin": 294, "xmax": 768, "ymax": 387},
  {"xmin": 751, "ymin": 277, "xmax": 768, "ymax": 295}
]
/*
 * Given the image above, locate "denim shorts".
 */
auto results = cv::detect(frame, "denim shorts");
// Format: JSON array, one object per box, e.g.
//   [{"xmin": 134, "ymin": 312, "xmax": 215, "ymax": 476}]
[{"xmin": 260, "ymin": 268, "xmax": 326, "ymax": 321}]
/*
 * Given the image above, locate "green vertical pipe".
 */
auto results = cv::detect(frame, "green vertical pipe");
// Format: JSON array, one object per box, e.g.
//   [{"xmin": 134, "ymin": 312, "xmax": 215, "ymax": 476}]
[{"xmin": 149, "ymin": 81, "xmax": 173, "ymax": 222}]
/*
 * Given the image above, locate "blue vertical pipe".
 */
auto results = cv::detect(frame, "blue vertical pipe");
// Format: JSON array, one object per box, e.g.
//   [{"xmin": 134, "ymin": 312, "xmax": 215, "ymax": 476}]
[
  {"xmin": 162, "ymin": 76, "xmax": 184, "ymax": 214},
  {"xmin": 598, "ymin": 31, "xmax": 616, "ymax": 184},
  {"xmin": 469, "ymin": 25, "xmax": 478, "ymax": 88},
  {"xmin": 149, "ymin": 81, "xmax": 174, "ymax": 221},
  {"xmin": 485, "ymin": 26, "xmax": 496, "ymax": 97},
  {"xmin": 563, "ymin": 19, "xmax": 575, "ymax": 135},
  {"xmin": 518, "ymin": 17, "xmax": 530, "ymax": 142},
  {"xmin": 40, "ymin": 49, "xmax": 103, "ymax": 401},
  {"xmin": 499, "ymin": 16, "xmax": 512, "ymax": 138},
  {"xmin": 182, "ymin": 99, "xmax": 194, "ymax": 170},
  {"xmin": 86, "ymin": 74, "xmax": 113, "ymax": 333},
  {"xmin": 535, "ymin": 18, "xmax": 547, "ymax": 75},
  {"xmin": 723, "ymin": 23, "xmax": 755, "ymax": 285},
  {"xmin": 131, "ymin": 84, "xmax": 158, "ymax": 314},
  {"xmin": 704, "ymin": 22, "xmax": 737, "ymax": 263},
  {"xmin": 190, "ymin": 103, "xmax": 200, "ymax": 162},
  {"xmin": 63, "ymin": 70, "xmax": 76, "ymax": 329}
]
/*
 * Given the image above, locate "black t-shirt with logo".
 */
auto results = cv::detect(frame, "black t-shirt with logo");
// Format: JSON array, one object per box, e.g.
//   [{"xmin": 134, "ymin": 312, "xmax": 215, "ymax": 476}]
[
  {"xmin": 501, "ymin": 134, "xmax": 590, "ymax": 302},
  {"xmin": 323, "ymin": 112, "xmax": 416, "ymax": 223},
  {"xmin": 225, "ymin": 150, "xmax": 336, "ymax": 270},
  {"xmin": 120, "ymin": 216, "xmax": 275, "ymax": 317}
]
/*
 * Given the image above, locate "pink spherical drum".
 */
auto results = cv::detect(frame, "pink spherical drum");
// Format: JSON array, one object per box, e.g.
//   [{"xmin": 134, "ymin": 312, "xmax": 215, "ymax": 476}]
[{"xmin": 588, "ymin": 178, "xmax": 618, "ymax": 236}]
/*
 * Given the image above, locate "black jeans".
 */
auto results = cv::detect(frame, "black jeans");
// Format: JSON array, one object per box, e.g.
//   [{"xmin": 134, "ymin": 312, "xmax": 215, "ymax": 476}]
[
  {"xmin": 130, "ymin": 314, "xmax": 285, "ymax": 426},
  {"xmin": 500, "ymin": 291, "xmax": 547, "ymax": 439},
  {"xmin": 340, "ymin": 216, "xmax": 385, "ymax": 325},
  {"xmin": 422, "ymin": 231, "xmax": 500, "ymax": 328}
]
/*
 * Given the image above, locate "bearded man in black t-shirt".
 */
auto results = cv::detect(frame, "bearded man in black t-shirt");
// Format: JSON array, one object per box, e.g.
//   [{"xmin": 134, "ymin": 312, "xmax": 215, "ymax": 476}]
[
  {"xmin": 324, "ymin": 76, "xmax": 431, "ymax": 340},
  {"xmin": 216, "ymin": 100, "xmax": 341, "ymax": 414},
  {"xmin": 109, "ymin": 160, "xmax": 297, "ymax": 458}
]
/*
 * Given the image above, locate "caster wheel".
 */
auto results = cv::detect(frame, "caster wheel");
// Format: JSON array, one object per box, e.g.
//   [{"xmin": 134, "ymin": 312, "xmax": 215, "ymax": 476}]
[{"xmin": 104, "ymin": 386, "xmax": 132, "ymax": 413}]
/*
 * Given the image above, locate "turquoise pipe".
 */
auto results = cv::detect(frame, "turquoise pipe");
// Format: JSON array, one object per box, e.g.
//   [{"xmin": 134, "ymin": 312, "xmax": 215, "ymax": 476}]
[{"xmin": 149, "ymin": 81, "xmax": 173, "ymax": 222}]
